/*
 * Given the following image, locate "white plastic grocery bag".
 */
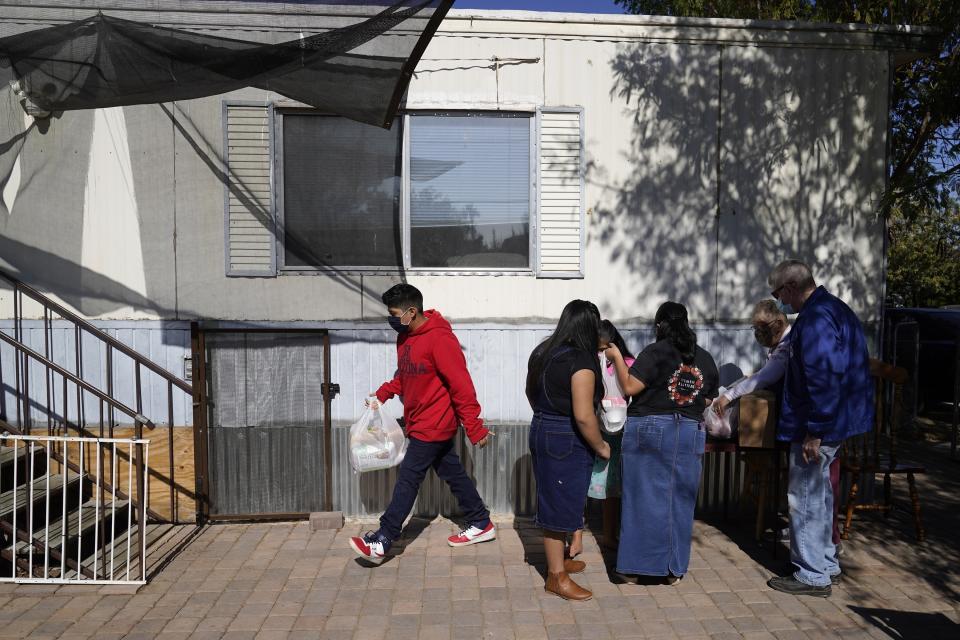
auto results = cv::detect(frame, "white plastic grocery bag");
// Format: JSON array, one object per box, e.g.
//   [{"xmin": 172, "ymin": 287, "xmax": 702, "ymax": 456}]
[
  {"xmin": 599, "ymin": 353, "xmax": 628, "ymax": 434},
  {"xmin": 701, "ymin": 386, "xmax": 734, "ymax": 439},
  {"xmin": 349, "ymin": 404, "xmax": 408, "ymax": 473}
]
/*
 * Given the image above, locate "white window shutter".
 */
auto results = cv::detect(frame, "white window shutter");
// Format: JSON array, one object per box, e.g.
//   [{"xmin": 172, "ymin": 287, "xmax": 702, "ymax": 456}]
[
  {"xmin": 223, "ymin": 102, "xmax": 276, "ymax": 277},
  {"xmin": 536, "ymin": 107, "xmax": 584, "ymax": 278}
]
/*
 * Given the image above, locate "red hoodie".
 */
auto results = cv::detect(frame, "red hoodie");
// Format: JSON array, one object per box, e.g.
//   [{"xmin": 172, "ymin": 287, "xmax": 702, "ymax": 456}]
[{"xmin": 375, "ymin": 310, "xmax": 488, "ymax": 445}]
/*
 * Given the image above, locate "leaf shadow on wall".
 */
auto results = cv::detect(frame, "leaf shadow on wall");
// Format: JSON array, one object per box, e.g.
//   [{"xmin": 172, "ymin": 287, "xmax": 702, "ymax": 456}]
[{"xmin": 587, "ymin": 40, "xmax": 884, "ymax": 326}]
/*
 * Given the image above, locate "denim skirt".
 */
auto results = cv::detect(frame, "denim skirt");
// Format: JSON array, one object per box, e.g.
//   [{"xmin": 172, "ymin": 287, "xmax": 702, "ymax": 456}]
[
  {"xmin": 617, "ymin": 414, "xmax": 706, "ymax": 577},
  {"xmin": 529, "ymin": 412, "xmax": 594, "ymax": 532}
]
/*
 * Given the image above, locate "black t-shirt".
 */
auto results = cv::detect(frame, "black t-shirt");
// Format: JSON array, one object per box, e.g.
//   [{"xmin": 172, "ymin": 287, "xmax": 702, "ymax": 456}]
[
  {"xmin": 626, "ymin": 340, "xmax": 719, "ymax": 420},
  {"xmin": 531, "ymin": 346, "xmax": 602, "ymax": 417}
]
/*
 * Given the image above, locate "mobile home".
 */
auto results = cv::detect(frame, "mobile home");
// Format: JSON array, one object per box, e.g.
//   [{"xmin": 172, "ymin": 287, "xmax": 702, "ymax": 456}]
[{"xmin": 0, "ymin": 1, "xmax": 926, "ymax": 522}]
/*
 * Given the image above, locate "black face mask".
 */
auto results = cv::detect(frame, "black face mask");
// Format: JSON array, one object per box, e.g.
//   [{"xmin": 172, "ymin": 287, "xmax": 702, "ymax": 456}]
[
  {"xmin": 753, "ymin": 327, "xmax": 773, "ymax": 347},
  {"xmin": 387, "ymin": 309, "xmax": 413, "ymax": 334},
  {"xmin": 753, "ymin": 321, "xmax": 780, "ymax": 348},
  {"xmin": 387, "ymin": 315, "xmax": 409, "ymax": 333}
]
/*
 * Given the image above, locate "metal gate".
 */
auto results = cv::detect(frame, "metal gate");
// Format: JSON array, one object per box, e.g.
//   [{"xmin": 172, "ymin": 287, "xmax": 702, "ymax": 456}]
[{"xmin": 200, "ymin": 330, "xmax": 334, "ymax": 519}]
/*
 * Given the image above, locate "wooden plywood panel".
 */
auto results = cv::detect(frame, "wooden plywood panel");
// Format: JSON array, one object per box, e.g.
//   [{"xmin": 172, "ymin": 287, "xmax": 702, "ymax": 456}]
[{"xmin": 47, "ymin": 426, "xmax": 196, "ymax": 524}]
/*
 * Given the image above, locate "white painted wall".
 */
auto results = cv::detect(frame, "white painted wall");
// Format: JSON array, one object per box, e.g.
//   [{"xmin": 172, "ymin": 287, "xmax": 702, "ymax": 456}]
[
  {"xmin": 81, "ymin": 107, "xmax": 149, "ymax": 317},
  {"xmin": 0, "ymin": 4, "xmax": 908, "ymax": 325}
]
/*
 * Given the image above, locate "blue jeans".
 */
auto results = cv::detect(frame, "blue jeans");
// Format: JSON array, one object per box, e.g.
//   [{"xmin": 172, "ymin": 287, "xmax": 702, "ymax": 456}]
[
  {"xmin": 529, "ymin": 412, "xmax": 594, "ymax": 532},
  {"xmin": 618, "ymin": 414, "xmax": 705, "ymax": 576},
  {"xmin": 788, "ymin": 441, "xmax": 841, "ymax": 587},
  {"xmin": 379, "ymin": 437, "xmax": 490, "ymax": 541}
]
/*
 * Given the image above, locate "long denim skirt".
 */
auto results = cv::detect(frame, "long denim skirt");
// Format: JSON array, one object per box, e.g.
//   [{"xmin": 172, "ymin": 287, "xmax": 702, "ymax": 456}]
[
  {"xmin": 529, "ymin": 412, "xmax": 594, "ymax": 532},
  {"xmin": 617, "ymin": 414, "xmax": 706, "ymax": 576}
]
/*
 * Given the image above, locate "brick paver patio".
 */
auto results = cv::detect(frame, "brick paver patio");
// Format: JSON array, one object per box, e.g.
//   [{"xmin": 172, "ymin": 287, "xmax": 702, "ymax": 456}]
[{"xmin": 0, "ymin": 443, "xmax": 957, "ymax": 640}]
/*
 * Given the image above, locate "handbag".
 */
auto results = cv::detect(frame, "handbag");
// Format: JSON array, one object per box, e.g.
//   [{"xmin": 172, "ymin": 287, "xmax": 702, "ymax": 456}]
[{"xmin": 599, "ymin": 353, "xmax": 628, "ymax": 433}]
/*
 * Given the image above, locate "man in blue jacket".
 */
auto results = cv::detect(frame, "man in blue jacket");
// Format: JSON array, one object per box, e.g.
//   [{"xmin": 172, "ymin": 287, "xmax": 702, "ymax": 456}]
[{"xmin": 765, "ymin": 260, "xmax": 874, "ymax": 597}]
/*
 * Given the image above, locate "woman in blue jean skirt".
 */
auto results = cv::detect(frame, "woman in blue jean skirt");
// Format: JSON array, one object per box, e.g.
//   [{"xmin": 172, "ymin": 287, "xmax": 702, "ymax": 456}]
[
  {"xmin": 604, "ymin": 301, "xmax": 719, "ymax": 583},
  {"xmin": 526, "ymin": 300, "xmax": 611, "ymax": 601}
]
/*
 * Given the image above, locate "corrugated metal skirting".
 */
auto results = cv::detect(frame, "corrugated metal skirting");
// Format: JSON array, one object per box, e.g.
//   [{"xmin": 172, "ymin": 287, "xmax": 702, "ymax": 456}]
[
  {"xmin": 332, "ymin": 421, "xmax": 744, "ymax": 518},
  {"xmin": 209, "ymin": 426, "xmax": 326, "ymax": 515},
  {"xmin": 0, "ymin": 320, "xmax": 878, "ymax": 519},
  {"xmin": 332, "ymin": 423, "xmax": 536, "ymax": 518}
]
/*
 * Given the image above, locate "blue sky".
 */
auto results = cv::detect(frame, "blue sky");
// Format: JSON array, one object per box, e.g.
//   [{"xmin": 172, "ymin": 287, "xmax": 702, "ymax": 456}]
[{"xmin": 454, "ymin": 1, "xmax": 627, "ymax": 14}]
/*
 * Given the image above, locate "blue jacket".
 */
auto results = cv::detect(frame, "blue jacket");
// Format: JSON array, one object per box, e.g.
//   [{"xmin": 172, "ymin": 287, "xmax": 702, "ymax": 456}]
[{"xmin": 778, "ymin": 286, "xmax": 874, "ymax": 443}]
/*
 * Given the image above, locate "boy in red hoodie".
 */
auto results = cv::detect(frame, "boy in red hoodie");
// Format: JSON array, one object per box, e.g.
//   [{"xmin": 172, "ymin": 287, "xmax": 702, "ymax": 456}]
[{"xmin": 349, "ymin": 284, "xmax": 495, "ymax": 564}]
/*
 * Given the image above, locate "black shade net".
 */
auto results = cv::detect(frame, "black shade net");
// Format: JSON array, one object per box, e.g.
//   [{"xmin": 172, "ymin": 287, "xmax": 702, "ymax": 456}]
[{"xmin": 0, "ymin": 1, "xmax": 452, "ymax": 128}]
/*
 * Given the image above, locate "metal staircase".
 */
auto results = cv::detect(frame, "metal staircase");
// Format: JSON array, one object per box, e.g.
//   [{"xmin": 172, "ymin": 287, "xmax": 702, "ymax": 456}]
[{"xmin": 0, "ymin": 268, "xmax": 195, "ymax": 584}]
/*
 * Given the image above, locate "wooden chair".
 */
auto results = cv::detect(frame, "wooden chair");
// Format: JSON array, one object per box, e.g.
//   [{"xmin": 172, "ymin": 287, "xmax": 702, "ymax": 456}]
[
  {"xmin": 841, "ymin": 358, "xmax": 925, "ymax": 541},
  {"xmin": 735, "ymin": 390, "xmax": 784, "ymax": 542},
  {"xmin": 739, "ymin": 450, "xmax": 776, "ymax": 541}
]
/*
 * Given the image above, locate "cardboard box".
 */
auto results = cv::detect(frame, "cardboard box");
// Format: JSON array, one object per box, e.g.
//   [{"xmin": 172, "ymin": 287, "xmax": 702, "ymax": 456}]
[{"xmin": 738, "ymin": 390, "xmax": 778, "ymax": 449}]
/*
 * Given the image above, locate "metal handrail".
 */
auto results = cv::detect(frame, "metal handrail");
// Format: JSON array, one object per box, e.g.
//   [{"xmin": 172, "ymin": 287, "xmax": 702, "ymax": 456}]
[
  {"xmin": 0, "ymin": 269, "xmax": 191, "ymax": 394},
  {"xmin": 0, "ymin": 335, "xmax": 163, "ymax": 520},
  {"xmin": 0, "ymin": 332, "xmax": 152, "ymax": 429}
]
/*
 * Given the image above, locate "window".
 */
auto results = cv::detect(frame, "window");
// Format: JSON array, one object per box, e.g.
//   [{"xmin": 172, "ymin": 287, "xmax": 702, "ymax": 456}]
[
  {"xmin": 278, "ymin": 111, "xmax": 532, "ymax": 272},
  {"xmin": 407, "ymin": 114, "xmax": 532, "ymax": 269},
  {"xmin": 280, "ymin": 113, "xmax": 401, "ymax": 269},
  {"xmin": 226, "ymin": 103, "xmax": 582, "ymax": 277}
]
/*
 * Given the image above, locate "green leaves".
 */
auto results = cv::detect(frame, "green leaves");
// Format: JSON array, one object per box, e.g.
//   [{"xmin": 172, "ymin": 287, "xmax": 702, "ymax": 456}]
[{"xmin": 887, "ymin": 204, "xmax": 960, "ymax": 307}]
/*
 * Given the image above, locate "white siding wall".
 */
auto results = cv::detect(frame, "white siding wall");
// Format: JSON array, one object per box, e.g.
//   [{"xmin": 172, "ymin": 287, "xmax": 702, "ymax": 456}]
[
  {"xmin": 543, "ymin": 39, "xmax": 721, "ymax": 321},
  {"xmin": 0, "ymin": 321, "xmax": 770, "ymax": 428},
  {"xmin": 716, "ymin": 46, "xmax": 888, "ymax": 320},
  {"xmin": 0, "ymin": 321, "xmax": 193, "ymax": 428},
  {"xmin": 0, "ymin": 6, "xmax": 898, "ymax": 326}
]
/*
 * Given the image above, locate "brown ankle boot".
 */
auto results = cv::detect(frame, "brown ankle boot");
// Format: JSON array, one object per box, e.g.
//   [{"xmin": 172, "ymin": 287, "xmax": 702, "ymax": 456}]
[
  {"xmin": 545, "ymin": 571, "xmax": 592, "ymax": 601},
  {"xmin": 564, "ymin": 558, "xmax": 586, "ymax": 574}
]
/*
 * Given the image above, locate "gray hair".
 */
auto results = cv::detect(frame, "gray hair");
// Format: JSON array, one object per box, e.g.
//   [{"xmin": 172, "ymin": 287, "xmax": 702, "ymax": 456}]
[
  {"xmin": 752, "ymin": 299, "xmax": 787, "ymax": 323},
  {"xmin": 768, "ymin": 259, "xmax": 816, "ymax": 290}
]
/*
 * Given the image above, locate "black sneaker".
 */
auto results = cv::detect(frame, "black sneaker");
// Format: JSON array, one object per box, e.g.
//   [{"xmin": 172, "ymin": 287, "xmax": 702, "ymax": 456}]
[
  {"xmin": 830, "ymin": 572, "xmax": 842, "ymax": 585},
  {"xmin": 767, "ymin": 576, "xmax": 831, "ymax": 597}
]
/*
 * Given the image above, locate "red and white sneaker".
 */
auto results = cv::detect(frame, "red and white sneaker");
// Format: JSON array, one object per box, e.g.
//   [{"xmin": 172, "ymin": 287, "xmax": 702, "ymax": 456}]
[
  {"xmin": 348, "ymin": 530, "xmax": 391, "ymax": 564},
  {"xmin": 448, "ymin": 522, "xmax": 496, "ymax": 547}
]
